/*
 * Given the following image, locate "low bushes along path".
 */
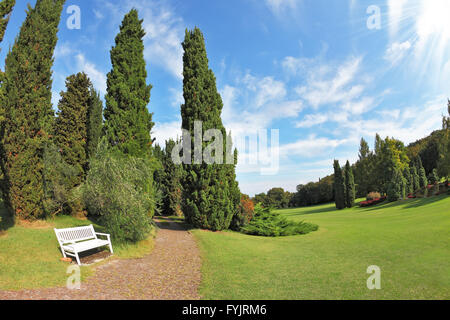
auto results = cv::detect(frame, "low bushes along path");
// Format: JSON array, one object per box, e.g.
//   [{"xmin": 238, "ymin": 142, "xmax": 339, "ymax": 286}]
[{"xmin": 0, "ymin": 217, "xmax": 202, "ymax": 300}]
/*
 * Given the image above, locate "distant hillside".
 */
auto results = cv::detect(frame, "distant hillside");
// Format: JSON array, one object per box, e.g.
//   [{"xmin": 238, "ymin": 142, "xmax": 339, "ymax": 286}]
[{"xmin": 406, "ymin": 129, "xmax": 445, "ymax": 175}]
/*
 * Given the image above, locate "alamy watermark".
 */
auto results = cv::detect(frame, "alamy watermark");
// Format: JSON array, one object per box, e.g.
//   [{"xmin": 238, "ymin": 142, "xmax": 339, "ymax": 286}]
[
  {"xmin": 171, "ymin": 121, "xmax": 280, "ymax": 175},
  {"xmin": 367, "ymin": 265, "xmax": 381, "ymax": 290}
]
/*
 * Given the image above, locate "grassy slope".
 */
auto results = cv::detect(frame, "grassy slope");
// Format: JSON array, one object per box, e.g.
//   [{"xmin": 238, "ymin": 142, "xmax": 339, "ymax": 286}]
[
  {"xmin": 0, "ymin": 204, "xmax": 155, "ymax": 291},
  {"xmin": 193, "ymin": 196, "xmax": 450, "ymax": 300}
]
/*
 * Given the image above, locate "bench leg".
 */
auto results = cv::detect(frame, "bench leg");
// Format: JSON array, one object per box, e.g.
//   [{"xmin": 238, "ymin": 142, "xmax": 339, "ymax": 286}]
[
  {"xmin": 108, "ymin": 241, "xmax": 114, "ymax": 254},
  {"xmin": 60, "ymin": 248, "xmax": 67, "ymax": 258},
  {"xmin": 74, "ymin": 252, "xmax": 81, "ymax": 265}
]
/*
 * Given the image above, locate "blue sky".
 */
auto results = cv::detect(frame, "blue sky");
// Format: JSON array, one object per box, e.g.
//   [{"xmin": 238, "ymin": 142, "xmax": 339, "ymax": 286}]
[{"xmin": 1, "ymin": 0, "xmax": 449, "ymax": 196}]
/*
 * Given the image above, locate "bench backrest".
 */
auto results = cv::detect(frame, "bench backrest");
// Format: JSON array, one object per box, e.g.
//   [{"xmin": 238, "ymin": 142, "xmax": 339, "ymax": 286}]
[{"xmin": 54, "ymin": 225, "xmax": 97, "ymax": 244}]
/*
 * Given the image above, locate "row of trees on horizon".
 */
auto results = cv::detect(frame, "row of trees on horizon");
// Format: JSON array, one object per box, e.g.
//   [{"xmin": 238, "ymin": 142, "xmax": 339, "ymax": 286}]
[{"xmin": 253, "ymin": 115, "xmax": 450, "ymax": 210}]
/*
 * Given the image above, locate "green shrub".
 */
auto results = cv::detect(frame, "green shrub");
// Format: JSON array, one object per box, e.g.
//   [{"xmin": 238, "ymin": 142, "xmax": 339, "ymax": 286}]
[
  {"xmin": 240, "ymin": 204, "xmax": 318, "ymax": 237},
  {"xmin": 83, "ymin": 145, "xmax": 156, "ymax": 243}
]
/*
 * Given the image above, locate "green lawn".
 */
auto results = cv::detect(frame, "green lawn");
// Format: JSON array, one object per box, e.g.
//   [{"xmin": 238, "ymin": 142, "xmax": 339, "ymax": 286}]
[
  {"xmin": 0, "ymin": 203, "xmax": 155, "ymax": 291},
  {"xmin": 193, "ymin": 195, "xmax": 450, "ymax": 300}
]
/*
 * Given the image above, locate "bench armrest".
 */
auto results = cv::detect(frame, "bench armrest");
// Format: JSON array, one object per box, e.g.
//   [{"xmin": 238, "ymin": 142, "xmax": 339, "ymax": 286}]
[
  {"xmin": 96, "ymin": 232, "xmax": 111, "ymax": 240},
  {"xmin": 96, "ymin": 232, "xmax": 110, "ymax": 237}
]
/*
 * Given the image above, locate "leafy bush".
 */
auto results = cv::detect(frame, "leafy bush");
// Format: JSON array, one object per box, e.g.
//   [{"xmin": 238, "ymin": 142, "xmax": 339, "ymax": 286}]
[
  {"xmin": 230, "ymin": 194, "xmax": 254, "ymax": 231},
  {"xmin": 43, "ymin": 143, "xmax": 82, "ymax": 217},
  {"xmin": 240, "ymin": 204, "xmax": 318, "ymax": 237},
  {"xmin": 83, "ymin": 145, "xmax": 156, "ymax": 243}
]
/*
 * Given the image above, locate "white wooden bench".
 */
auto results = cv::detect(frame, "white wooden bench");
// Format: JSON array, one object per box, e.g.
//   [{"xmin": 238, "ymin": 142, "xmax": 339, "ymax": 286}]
[{"xmin": 54, "ymin": 225, "xmax": 113, "ymax": 265}]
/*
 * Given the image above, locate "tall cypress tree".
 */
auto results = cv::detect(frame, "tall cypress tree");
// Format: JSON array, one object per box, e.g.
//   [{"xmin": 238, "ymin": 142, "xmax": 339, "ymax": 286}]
[
  {"xmin": 333, "ymin": 160, "xmax": 346, "ymax": 210},
  {"xmin": 0, "ymin": 0, "xmax": 16, "ymax": 123},
  {"xmin": 103, "ymin": 9, "xmax": 153, "ymax": 158},
  {"xmin": 0, "ymin": 0, "xmax": 14, "ymax": 42},
  {"xmin": 54, "ymin": 73, "xmax": 91, "ymax": 184},
  {"xmin": 416, "ymin": 157, "xmax": 428, "ymax": 188},
  {"xmin": 344, "ymin": 161, "xmax": 355, "ymax": 208},
  {"xmin": 86, "ymin": 88, "xmax": 103, "ymax": 160},
  {"xmin": 410, "ymin": 165, "xmax": 420, "ymax": 192},
  {"xmin": 0, "ymin": 0, "xmax": 65, "ymax": 220},
  {"xmin": 403, "ymin": 167, "xmax": 413, "ymax": 195},
  {"xmin": 181, "ymin": 27, "xmax": 240, "ymax": 230}
]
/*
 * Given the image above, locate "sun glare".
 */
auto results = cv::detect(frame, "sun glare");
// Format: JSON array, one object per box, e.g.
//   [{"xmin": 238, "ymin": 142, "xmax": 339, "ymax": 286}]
[{"xmin": 417, "ymin": 0, "xmax": 450, "ymax": 40}]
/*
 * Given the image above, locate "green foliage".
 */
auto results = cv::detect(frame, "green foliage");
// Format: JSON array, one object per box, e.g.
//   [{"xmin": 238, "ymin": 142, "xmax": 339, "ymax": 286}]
[
  {"xmin": 387, "ymin": 168, "xmax": 403, "ymax": 202},
  {"xmin": 240, "ymin": 204, "xmax": 318, "ymax": 237},
  {"xmin": 86, "ymin": 89, "xmax": 103, "ymax": 161},
  {"xmin": 253, "ymin": 187, "xmax": 291, "ymax": 209},
  {"xmin": 83, "ymin": 142, "xmax": 156, "ymax": 243},
  {"xmin": 416, "ymin": 157, "xmax": 428, "ymax": 188},
  {"xmin": 54, "ymin": 72, "xmax": 92, "ymax": 185},
  {"xmin": 42, "ymin": 143, "xmax": 81, "ymax": 216},
  {"xmin": 410, "ymin": 166, "xmax": 420, "ymax": 192},
  {"xmin": 103, "ymin": 9, "xmax": 154, "ymax": 158},
  {"xmin": 437, "ymin": 101, "xmax": 450, "ymax": 179},
  {"xmin": 403, "ymin": 167, "xmax": 413, "ymax": 195},
  {"xmin": 344, "ymin": 161, "xmax": 355, "ymax": 208},
  {"xmin": 0, "ymin": 0, "xmax": 65, "ymax": 220},
  {"xmin": 291, "ymin": 175, "xmax": 334, "ymax": 207},
  {"xmin": 181, "ymin": 27, "xmax": 240, "ymax": 231},
  {"xmin": 230, "ymin": 194, "xmax": 254, "ymax": 231},
  {"xmin": 0, "ymin": 0, "xmax": 14, "ymax": 44},
  {"xmin": 333, "ymin": 160, "xmax": 346, "ymax": 210},
  {"xmin": 428, "ymin": 169, "xmax": 439, "ymax": 185},
  {"xmin": 154, "ymin": 139, "xmax": 184, "ymax": 216}
]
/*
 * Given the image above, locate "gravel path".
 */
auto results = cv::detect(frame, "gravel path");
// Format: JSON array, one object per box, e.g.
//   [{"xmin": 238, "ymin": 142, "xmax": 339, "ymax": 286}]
[{"xmin": 0, "ymin": 218, "xmax": 202, "ymax": 300}]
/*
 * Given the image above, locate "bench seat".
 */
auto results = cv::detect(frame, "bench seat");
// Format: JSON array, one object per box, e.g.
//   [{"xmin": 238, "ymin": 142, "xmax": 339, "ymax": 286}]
[{"xmin": 63, "ymin": 239, "xmax": 111, "ymax": 253}]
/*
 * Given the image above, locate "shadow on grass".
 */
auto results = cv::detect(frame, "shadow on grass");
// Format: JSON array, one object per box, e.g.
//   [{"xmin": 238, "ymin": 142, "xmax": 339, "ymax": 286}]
[
  {"xmin": 154, "ymin": 216, "xmax": 193, "ymax": 231},
  {"xmin": 361, "ymin": 194, "xmax": 449, "ymax": 212},
  {"xmin": 281, "ymin": 203, "xmax": 337, "ymax": 217},
  {"xmin": 0, "ymin": 201, "xmax": 14, "ymax": 232}
]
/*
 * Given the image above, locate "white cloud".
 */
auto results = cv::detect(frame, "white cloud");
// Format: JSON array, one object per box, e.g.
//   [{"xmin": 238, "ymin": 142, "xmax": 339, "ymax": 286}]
[
  {"xmin": 75, "ymin": 54, "xmax": 107, "ymax": 95},
  {"xmin": 95, "ymin": 0, "xmax": 184, "ymax": 80},
  {"xmin": 384, "ymin": 41, "xmax": 412, "ymax": 66},
  {"xmin": 152, "ymin": 119, "xmax": 182, "ymax": 146},
  {"xmin": 295, "ymin": 113, "xmax": 328, "ymax": 128},
  {"xmin": 279, "ymin": 135, "xmax": 348, "ymax": 158},
  {"xmin": 295, "ymin": 57, "xmax": 364, "ymax": 108},
  {"xmin": 265, "ymin": 0, "xmax": 299, "ymax": 16}
]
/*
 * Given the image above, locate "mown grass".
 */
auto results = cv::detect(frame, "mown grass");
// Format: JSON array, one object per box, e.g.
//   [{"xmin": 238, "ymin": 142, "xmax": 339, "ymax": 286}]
[
  {"xmin": 0, "ymin": 202, "xmax": 155, "ymax": 291},
  {"xmin": 193, "ymin": 195, "xmax": 450, "ymax": 300}
]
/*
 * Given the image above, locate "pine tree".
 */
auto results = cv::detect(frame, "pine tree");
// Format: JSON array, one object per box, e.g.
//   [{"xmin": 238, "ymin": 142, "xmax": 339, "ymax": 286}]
[
  {"xmin": 333, "ymin": 160, "xmax": 346, "ymax": 210},
  {"xmin": 54, "ymin": 73, "xmax": 92, "ymax": 185},
  {"xmin": 161, "ymin": 139, "xmax": 184, "ymax": 217},
  {"xmin": 403, "ymin": 167, "xmax": 413, "ymax": 195},
  {"xmin": 428, "ymin": 169, "xmax": 439, "ymax": 185},
  {"xmin": 387, "ymin": 168, "xmax": 403, "ymax": 202},
  {"xmin": 0, "ymin": 0, "xmax": 65, "ymax": 220},
  {"xmin": 416, "ymin": 157, "xmax": 428, "ymax": 188},
  {"xmin": 410, "ymin": 165, "xmax": 420, "ymax": 192},
  {"xmin": 344, "ymin": 161, "xmax": 355, "ymax": 208},
  {"xmin": 103, "ymin": 9, "xmax": 153, "ymax": 158},
  {"xmin": 181, "ymin": 27, "xmax": 240, "ymax": 230},
  {"xmin": 354, "ymin": 138, "xmax": 371, "ymax": 197},
  {"xmin": 86, "ymin": 88, "xmax": 103, "ymax": 160}
]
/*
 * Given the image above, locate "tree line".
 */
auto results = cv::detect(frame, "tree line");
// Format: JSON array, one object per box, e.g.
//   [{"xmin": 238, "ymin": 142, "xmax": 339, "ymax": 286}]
[{"xmin": 256, "ymin": 113, "xmax": 449, "ymax": 210}]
